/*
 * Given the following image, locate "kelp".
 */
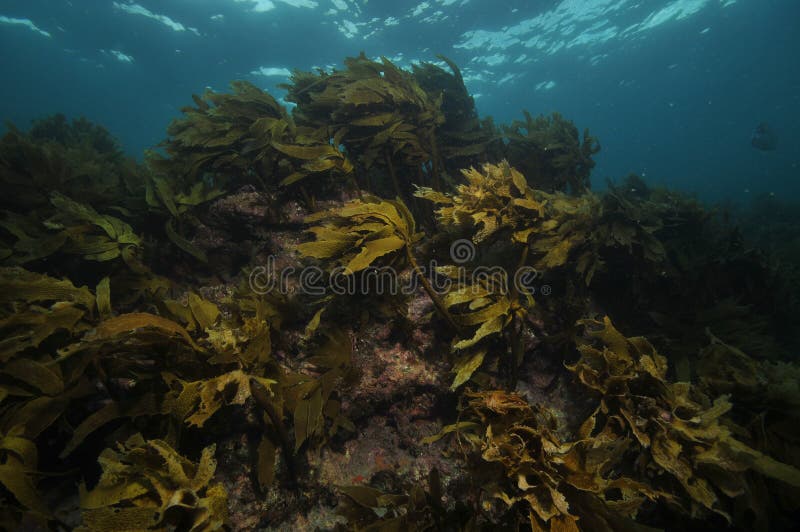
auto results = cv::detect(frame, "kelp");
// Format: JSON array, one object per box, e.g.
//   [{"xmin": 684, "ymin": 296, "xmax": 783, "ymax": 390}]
[
  {"xmin": 281, "ymin": 55, "xmax": 599, "ymax": 198},
  {"xmin": 0, "ymin": 269, "xmax": 94, "ymax": 446},
  {"xmin": 297, "ymin": 195, "xmax": 458, "ymax": 330},
  {"xmin": 160, "ymin": 291, "xmax": 221, "ymax": 334},
  {"xmin": 415, "ymin": 161, "xmax": 597, "ymax": 281},
  {"xmin": 411, "ymin": 56, "xmax": 501, "ymax": 171},
  {"xmin": 588, "ymin": 178, "xmax": 798, "ymax": 364},
  {"xmin": 156, "ymin": 289, "xmax": 295, "ymax": 491},
  {"xmin": 58, "ymin": 311, "xmax": 204, "ymax": 362},
  {"xmin": 0, "ymin": 269, "xmax": 120, "ymax": 523},
  {"xmin": 0, "ymin": 118, "xmax": 174, "ymax": 304},
  {"xmin": 1, "ymin": 282, "xmax": 258, "ymax": 467},
  {"xmin": 415, "ymin": 162, "xmax": 591, "ymax": 387},
  {"xmin": 1, "ymin": 52, "xmax": 799, "ymax": 531},
  {"xmin": 428, "ymin": 391, "xmax": 658, "ymax": 531},
  {"xmin": 51, "ymin": 191, "xmax": 142, "ymax": 261},
  {"xmin": 697, "ymin": 331, "xmax": 800, "ymax": 413},
  {"xmin": 438, "ymin": 267, "xmax": 527, "ymax": 389},
  {"xmin": 0, "ymin": 426, "xmax": 48, "ymax": 521},
  {"xmin": 695, "ymin": 333, "xmax": 800, "ymax": 527},
  {"xmin": 0, "ymin": 116, "xmax": 144, "ymax": 213},
  {"xmin": 144, "ymin": 172, "xmax": 226, "ymax": 263},
  {"xmin": 0, "ymin": 267, "xmax": 92, "ymax": 383},
  {"xmin": 417, "ymin": 162, "xmax": 678, "ymax": 288},
  {"xmin": 502, "ymin": 111, "xmax": 599, "ymax": 194},
  {"xmin": 146, "ymin": 291, "xmax": 356, "ymax": 489},
  {"xmin": 38, "ymin": 310, "xmax": 210, "ymax": 460},
  {"xmin": 416, "ymin": 160, "xmax": 548, "ymax": 244},
  {"xmin": 0, "ymin": 265, "xmax": 94, "ymax": 309},
  {"xmin": 569, "ymin": 317, "xmax": 800, "ymax": 524},
  {"xmin": 0, "ymin": 276, "xmax": 291, "ymax": 504},
  {"xmin": 78, "ymin": 434, "xmax": 229, "ymax": 531},
  {"xmin": 335, "ymin": 469, "xmax": 454, "ymax": 531},
  {"xmin": 411, "ymin": 56, "xmax": 475, "ymax": 134},
  {"xmin": 281, "ymin": 53, "xmax": 445, "ymax": 196},
  {"xmin": 149, "ymin": 80, "xmax": 294, "ymax": 190},
  {"xmin": 162, "ymin": 371, "xmax": 275, "ymax": 429},
  {"xmin": 29, "ymin": 113, "xmax": 123, "ymax": 157},
  {"xmin": 298, "ymin": 196, "xmax": 420, "ymax": 274},
  {"xmin": 0, "ymin": 122, "xmax": 147, "ymax": 272},
  {"xmin": 426, "ymin": 316, "xmax": 800, "ymax": 530},
  {"xmin": 151, "ymin": 80, "xmax": 354, "ymax": 195},
  {"xmin": 272, "ymin": 140, "xmax": 353, "ymax": 187},
  {"xmin": 0, "ymin": 191, "xmax": 143, "ymax": 269},
  {"xmin": 283, "ymin": 330, "xmax": 355, "ymax": 453}
]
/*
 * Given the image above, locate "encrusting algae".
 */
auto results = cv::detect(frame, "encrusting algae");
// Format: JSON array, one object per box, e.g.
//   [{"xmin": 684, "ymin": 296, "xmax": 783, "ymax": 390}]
[{"xmin": 0, "ymin": 53, "xmax": 799, "ymax": 531}]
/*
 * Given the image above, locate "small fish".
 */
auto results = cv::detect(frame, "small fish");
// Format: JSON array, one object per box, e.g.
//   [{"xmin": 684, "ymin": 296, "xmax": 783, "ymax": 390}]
[{"xmin": 751, "ymin": 122, "xmax": 777, "ymax": 151}]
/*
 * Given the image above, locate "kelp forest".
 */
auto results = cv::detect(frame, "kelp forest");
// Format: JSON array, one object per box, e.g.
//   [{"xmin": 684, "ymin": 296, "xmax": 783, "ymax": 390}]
[{"xmin": 1, "ymin": 53, "xmax": 799, "ymax": 531}]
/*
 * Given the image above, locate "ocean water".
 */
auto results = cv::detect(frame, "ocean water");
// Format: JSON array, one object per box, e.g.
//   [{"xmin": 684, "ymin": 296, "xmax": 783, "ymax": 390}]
[{"xmin": 1, "ymin": 0, "xmax": 798, "ymax": 201}]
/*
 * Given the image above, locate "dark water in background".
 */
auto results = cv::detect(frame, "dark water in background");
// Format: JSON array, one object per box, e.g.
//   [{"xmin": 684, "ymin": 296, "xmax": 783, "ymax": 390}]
[{"xmin": 1, "ymin": 0, "xmax": 797, "ymax": 202}]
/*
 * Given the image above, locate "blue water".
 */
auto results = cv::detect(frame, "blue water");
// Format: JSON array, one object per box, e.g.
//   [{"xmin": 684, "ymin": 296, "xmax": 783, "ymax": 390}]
[{"xmin": 1, "ymin": 0, "xmax": 798, "ymax": 201}]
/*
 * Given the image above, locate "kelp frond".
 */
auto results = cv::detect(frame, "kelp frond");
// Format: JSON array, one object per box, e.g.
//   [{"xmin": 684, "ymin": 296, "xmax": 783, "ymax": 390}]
[{"xmin": 78, "ymin": 434, "xmax": 229, "ymax": 531}]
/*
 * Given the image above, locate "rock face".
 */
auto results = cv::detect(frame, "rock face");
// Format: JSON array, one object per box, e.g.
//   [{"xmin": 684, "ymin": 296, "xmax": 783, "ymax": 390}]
[
  {"xmin": 207, "ymin": 281, "xmax": 473, "ymax": 530},
  {"xmin": 185, "ymin": 187, "xmax": 360, "ymax": 281},
  {"xmin": 143, "ymin": 179, "xmax": 596, "ymax": 532},
  {"xmin": 159, "ymin": 186, "xmax": 308, "ymax": 281}
]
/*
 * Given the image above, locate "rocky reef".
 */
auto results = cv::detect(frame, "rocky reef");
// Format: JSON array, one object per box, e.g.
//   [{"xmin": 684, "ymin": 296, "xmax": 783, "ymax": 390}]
[{"xmin": 0, "ymin": 54, "xmax": 799, "ymax": 531}]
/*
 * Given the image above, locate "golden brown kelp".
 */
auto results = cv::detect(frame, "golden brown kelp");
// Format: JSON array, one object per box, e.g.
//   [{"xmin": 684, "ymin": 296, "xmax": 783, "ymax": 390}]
[
  {"xmin": 151, "ymin": 80, "xmax": 355, "ymax": 194},
  {"xmin": 0, "ymin": 115, "xmax": 144, "ymax": 212},
  {"xmin": 569, "ymin": 317, "xmax": 800, "ymax": 527},
  {"xmin": 411, "ymin": 56, "xmax": 502, "ymax": 173},
  {"xmin": 296, "ymin": 195, "xmax": 458, "ymax": 331},
  {"xmin": 0, "ymin": 189, "xmax": 145, "ymax": 275},
  {"xmin": 425, "ymin": 317, "xmax": 800, "ymax": 530},
  {"xmin": 335, "ymin": 469, "xmax": 455, "ymax": 531},
  {"xmin": 424, "ymin": 390, "xmax": 658, "ymax": 531},
  {"xmin": 415, "ymin": 161, "xmax": 601, "ymax": 386},
  {"xmin": 416, "ymin": 160, "xmax": 549, "ymax": 244},
  {"xmin": 15, "ymin": 277, "xmax": 318, "ymax": 526},
  {"xmin": 0, "ymin": 264, "xmax": 264, "ymax": 526},
  {"xmin": 0, "ymin": 262, "xmax": 346, "ymax": 526},
  {"xmin": 282, "ymin": 330, "xmax": 356, "ymax": 454},
  {"xmin": 77, "ymin": 434, "xmax": 229, "ymax": 531},
  {"xmin": 0, "ymin": 267, "xmax": 98, "ymax": 526},
  {"xmin": 415, "ymin": 161, "xmax": 610, "ymax": 286},
  {"xmin": 503, "ymin": 111, "xmax": 599, "ymax": 193},
  {"xmin": 281, "ymin": 53, "xmax": 445, "ymax": 196},
  {"xmin": 156, "ymin": 287, "xmax": 359, "ymax": 490},
  {"xmin": 139, "ymin": 83, "xmax": 284, "ymax": 263},
  {"xmin": 413, "ymin": 162, "xmax": 544, "ymax": 386},
  {"xmin": 149, "ymin": 80, "xmax": 294, "ymax": 190},
  {"xmin": 0, "ymin": 283, "xmax": 105, "ymax": 526},
  {"xmin": 411, "ymin": 56, "xmax": 475, "ymax": 134},
  {"xmin": 696, "ymin": 333, "xmax": 800, "ymax": 529},
  {"xmin": 0, "ymin": 117, "xmax": 176, "ymax": 306},
  {"xmin": 0, "ymin": 118, "xmax": 146, "ymax": 268}
]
